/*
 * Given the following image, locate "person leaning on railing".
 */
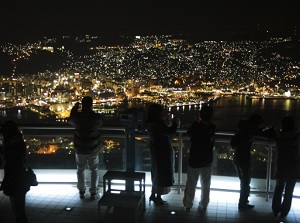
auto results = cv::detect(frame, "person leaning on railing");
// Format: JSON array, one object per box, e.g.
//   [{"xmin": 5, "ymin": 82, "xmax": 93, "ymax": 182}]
[
  {"xmin": 231, "ymin": 114, "xmax": 266, "ymax": 210},
  {"xmin": 268, "ymin": 116, "xmax": 300, "ymax": 220}
]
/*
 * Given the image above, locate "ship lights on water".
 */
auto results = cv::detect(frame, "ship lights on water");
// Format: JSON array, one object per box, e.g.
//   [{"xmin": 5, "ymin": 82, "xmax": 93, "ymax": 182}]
[{"xmin": 284, "ymin": 90, "xmax": 291, "ymax": 97}]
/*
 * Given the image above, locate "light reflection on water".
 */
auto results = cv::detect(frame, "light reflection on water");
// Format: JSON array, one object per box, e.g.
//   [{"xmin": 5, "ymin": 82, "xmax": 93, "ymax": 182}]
[
  {"xmin": 1, "ymin": 95, "xmax": 300, "ymax": 131},
  {"xmin": 0, "ymin": 107, "xmax": 43, "ymax": 124},
  {"xmin": 169, "ymin": 95, "xmax": 300, "ymax": 131}
]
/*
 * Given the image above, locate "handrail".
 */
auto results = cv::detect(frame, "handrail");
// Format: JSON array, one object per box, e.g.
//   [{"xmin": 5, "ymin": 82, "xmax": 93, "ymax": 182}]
[
  {"xmin": 266, "ymin": 143, "xmax": 273, "ymax": 201},
  {"xmin": 1, "ymin": 125, "xmax": 273, "ymax": 198}
]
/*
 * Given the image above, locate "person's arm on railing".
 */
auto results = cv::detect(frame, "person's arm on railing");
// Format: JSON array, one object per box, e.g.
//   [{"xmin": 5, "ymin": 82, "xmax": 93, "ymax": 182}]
[{"xmin": 68, "ymin": 102, "xmax": 80, "ymax": 125}]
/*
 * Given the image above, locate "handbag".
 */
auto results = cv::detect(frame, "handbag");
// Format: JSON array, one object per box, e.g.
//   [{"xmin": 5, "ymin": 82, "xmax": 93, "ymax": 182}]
[{"xmin": 26, "ymin": 167, "xmax": 38, "ymax": 186}]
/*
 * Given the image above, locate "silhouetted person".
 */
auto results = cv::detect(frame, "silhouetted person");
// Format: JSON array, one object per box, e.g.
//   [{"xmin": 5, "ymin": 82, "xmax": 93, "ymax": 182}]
[
  {"xmin": 146, "ymin": 103, "xmax": 180, "ymax": 205},
  {"xmin": 271, "ymin": 116, "xmax": 300, "ymax": 219},
  {"xmin": 183, "ymin": 105, "xmax": 216, "ymax": 212},
  {"xmin": 0, "ymin": 145, "xmax": 3, "ymax": 168},
  {"xmin": 231, "ymin": 114, "xmax": 264, "ymax": 210},
  {"xmin": 68, "ymin": 96, "xmax": 103, "ymax": 200},
  {"xmin": 0, "ymin": 120, "xmax": 30, "ymax": 223}
]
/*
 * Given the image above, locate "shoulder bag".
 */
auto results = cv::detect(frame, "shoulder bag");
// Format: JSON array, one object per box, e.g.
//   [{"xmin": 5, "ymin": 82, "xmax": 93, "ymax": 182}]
[{"xmin": 26, "ymin": 167, "xmax": 38, "ymax": 186}]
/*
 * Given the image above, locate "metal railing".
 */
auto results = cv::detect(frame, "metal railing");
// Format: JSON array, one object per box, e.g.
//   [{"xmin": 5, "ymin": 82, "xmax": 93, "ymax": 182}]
[{"xmin": 1, "ymin": 125, "xmax": 275, "ymax": 200}]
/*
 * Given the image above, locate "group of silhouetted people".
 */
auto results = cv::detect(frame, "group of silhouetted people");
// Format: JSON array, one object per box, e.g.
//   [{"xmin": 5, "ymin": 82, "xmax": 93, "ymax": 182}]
[
  {"xmin": 230, "ymin": 114, "xmax": 300, "ymax": 219},
  {"xmin": 146, "ymin": 102, "xmax": 300, "ymax": 221},
  {"xmin": 1, "ymin": 98, "xmax": 300, "ymax": 223}
]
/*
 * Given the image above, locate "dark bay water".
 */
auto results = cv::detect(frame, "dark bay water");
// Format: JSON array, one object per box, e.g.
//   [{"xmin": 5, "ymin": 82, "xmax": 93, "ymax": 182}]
[
  {"xmin": 1, "ymin": 95, "xmax": 300, "ymax": 131},
  {"xmin": 169, "ymin": 95, "xmax": 300, "ymax": 131},
  {"xmin": 0, "ymin": 107, "xmax": 43, "ymax": 124}
]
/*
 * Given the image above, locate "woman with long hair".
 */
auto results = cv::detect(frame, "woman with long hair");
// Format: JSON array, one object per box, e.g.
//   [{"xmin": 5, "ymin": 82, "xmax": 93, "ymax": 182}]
[
  {"xmin": 0, "ymin": 120, "xmax": 29, "ymax": 223},
  {"xmin": 146, "ymin": 103, "xmax": 180, "ymax": 205}
]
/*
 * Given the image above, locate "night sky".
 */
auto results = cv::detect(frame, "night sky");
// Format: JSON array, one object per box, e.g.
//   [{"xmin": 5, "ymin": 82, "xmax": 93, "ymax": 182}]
[{"xmin": 1, "ymin": 0, "xmax": 300, "ymax": 42}]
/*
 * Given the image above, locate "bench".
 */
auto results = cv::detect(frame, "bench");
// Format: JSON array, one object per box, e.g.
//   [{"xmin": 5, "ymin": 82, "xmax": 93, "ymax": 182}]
[{"xmin": 98, "ymin": 170, "xmax": 146, "ymax": 223}]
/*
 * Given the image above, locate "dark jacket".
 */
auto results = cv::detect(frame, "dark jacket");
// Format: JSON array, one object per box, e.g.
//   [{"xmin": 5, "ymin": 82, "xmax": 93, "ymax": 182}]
[
  {"xmin": 187, "ymin": 120, "xmax": 216, "ymax": 168},
  {"xmin": 273, "ymin": 129, "xmax": 300, "ymax": 180},
  {"xmin": 68, "ymin": 107, "xmax": 103, "ymax": 155},
  {"xmin": 0, "ymin": 131, "xmax": 30, "ymax": 196},
  {"xmin": 147, "ymin": 119, "xmax": 178, "ymax": 187},
  {"xmin": 231, "ymin": 120, "xmax": 264, "ymax": 166}
]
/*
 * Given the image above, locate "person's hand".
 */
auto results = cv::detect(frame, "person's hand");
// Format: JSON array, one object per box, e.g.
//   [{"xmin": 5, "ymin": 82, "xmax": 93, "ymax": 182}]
[
  {"xmin": 172, "ymin": 117, "xmax": 181, "ymax": 128},
  {"xmin": 74, "ymin": 102, "xmax": 80, "ymax": 109}
]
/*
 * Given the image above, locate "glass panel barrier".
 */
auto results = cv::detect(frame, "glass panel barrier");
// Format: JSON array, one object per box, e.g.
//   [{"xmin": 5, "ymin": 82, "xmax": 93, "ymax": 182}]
[{"xmin": 0, "ymin": 126, "xmax": 299, "ymax": 198}]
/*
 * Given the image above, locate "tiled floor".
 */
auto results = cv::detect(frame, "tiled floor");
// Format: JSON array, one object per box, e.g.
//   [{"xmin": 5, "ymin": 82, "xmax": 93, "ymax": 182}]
[{"xmin": 1, "ymin": 183, "xmax": 300, "ymax": 223}]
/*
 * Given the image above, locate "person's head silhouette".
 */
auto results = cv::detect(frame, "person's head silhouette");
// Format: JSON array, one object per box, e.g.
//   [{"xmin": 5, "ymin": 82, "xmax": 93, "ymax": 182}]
[
  {"xmin": 200, "ymin": 105, "xmax": 213, "ymax": 121},
  {"xmin": 82, "ymin": 96, "xmax": 93, "ymax": 109},
  {"xmin": 0, "ymin": 120, "xmax": 20, "ymax": 138},
  {"xmin": 281, "ymin": 116, "xmax": 295, "ymax": 131}
]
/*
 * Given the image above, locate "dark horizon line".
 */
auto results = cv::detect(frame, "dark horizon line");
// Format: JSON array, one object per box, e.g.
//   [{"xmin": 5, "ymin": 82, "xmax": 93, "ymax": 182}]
[{"xmin": 1, "ymin": 26, "xmax": 299, "ymax": 43}]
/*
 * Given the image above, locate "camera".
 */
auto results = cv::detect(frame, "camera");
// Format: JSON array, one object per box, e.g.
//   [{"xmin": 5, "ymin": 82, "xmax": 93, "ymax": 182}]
[
  {"xmin": 74, "ymin": 102, "xmax": 81, "ymax": 109},
  {"xmin": 120, "ymin": 107, "xmax": 146, "ymax": 132},
  {"xmin": 120, "ymin": 113, "xmax": 136, "ymax": 123}
]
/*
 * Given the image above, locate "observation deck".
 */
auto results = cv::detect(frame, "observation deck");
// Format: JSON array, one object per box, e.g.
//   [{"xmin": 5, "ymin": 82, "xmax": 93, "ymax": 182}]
[{"xmin": 1, "ymin": 125, "xmax": 300, "ymax": 222}]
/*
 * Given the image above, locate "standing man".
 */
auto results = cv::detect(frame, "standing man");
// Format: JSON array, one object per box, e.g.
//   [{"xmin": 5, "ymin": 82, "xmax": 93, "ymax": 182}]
[
  {"xmin": 183, "ymin": 105, "xmax": 216, "ymax": 212},
  {"xmin": 230, "ymin": 114, "xmax": 264, "ymax": 210},
  {"xmin": 68, "ymin": 96, "xmax": 103, "ymax": 200}
]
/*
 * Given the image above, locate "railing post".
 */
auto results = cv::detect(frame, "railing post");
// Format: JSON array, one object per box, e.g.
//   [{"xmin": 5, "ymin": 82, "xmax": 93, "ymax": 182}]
[
  {"xmin": 266, "ymin": 143, "xmax": 273, "ymax": 201},
  {"xmin": 177, "ymin": 132, "xmax": 183, "ymax": 194}
]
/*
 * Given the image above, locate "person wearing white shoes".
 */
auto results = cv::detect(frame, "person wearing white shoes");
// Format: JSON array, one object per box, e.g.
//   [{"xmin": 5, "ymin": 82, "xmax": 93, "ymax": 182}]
[
  {"xmin": 183, "ymin": 105, "xmax": 216, "ymax": 212},
  {"xmin": 68, "ymin": 96, "xmax": 103, "ymax": 200}
]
